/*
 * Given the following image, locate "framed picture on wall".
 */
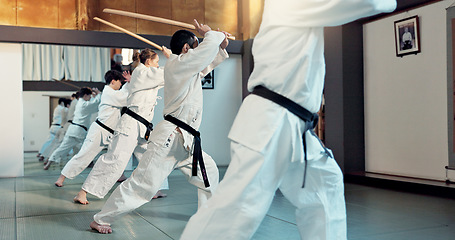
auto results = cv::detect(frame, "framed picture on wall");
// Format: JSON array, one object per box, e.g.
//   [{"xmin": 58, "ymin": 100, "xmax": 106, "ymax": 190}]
[
  {"xmin": 202, "ymin": 70, "xmax": 214, "ymax": 89},
  {"xmin": 394, "ymin": 15, "xmax": 421, "ymax": 57}
]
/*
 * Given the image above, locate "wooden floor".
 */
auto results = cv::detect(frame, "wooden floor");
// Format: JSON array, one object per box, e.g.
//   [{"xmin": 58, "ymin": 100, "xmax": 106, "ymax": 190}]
[{"xmin": 1, "ymin": 153, "xmax": 455, "ymax": 239}]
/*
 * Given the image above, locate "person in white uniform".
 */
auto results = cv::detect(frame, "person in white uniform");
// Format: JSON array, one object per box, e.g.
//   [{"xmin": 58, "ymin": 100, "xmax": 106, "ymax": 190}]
[
  {"xmin": 73, "ymin": 49, "xmax": 170, "ymax": 205},
  {"xmin": 45, "ymin": 87, "xmax": 101, "ymax": 170},
  {"xmin": 37, "ymin": 98, "xmax": 68, "ymax": 161},
  {"xmin": 54, "ymin": 70, "xmax": 128, "ymax": 187},
  {"xmin": 89, "ymin": 21, "xmax": 228, "ymax": 234},
  {"xmin": 180, "ymin": 1, "xmax": 397, "ymax": 240},
  {"xmin": 42, "ymin": 95, "xmax": 77, "ymax": 164}
]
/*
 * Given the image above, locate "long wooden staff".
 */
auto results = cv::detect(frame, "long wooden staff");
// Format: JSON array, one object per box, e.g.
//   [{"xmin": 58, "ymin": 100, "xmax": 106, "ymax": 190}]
[
  {"xmin": 53, "ymin": 79, "xmax": 81, "ymax": 90},
  {"xmin": 94, "ymin": 17, "xmax": 163, "ymax": 51},
  {"xmin": 103, "ymin": 8, "xmax": 236, "ymax": 40}
]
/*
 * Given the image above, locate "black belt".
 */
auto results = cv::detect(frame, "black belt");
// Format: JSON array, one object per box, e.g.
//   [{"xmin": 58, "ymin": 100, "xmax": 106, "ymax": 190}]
[
  {"xmin": 164, "ymin": 115, "xmax": 210, "ymax": 188},
  {"xmin": 251, "ymin": 85, "xmax": 332, "ymax": 188},
  {"xmin": 121, "ymin": 107, "xmax": 153, "ymax": 140},
  {"xmin": 51, "ymin": 124, "xmax": 60, "ymax": 126},
  {"xmin": 71, "ymin": 121, "xmax": 87, "ymax": 131},
  {"xmin": 68, "ymin": 120, "xmax": 73, "ymax": 123},
  {"xmin": 95, "ymin": 119, "xmax": 114, "ymax": 134}
]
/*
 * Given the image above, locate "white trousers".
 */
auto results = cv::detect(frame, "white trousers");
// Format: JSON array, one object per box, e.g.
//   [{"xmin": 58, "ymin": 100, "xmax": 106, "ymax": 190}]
[
  {"xmin": 93, "ymin": 124, "xmax": 219, "ymax": 226},
  {"xmin": 61, "ymin": 124, "xmax": 107, "ymax": 179},
  {"xmin": 82, "ymin": 124, "xmax": 168, "ymax": 199},
  {"xmin": 180, "ymin": 122, "xmax": 347, "ymax": 240},
  {"xmin": 48, "ymin": 135, "xmax": 83, "ymax": 163},
  {"xmin": 42, "ymin": 127, "xmax": 66, "ymax": 159},
  {"xmin": 39, "ymin": 125, "xmax": 60, "ymax": 154}
]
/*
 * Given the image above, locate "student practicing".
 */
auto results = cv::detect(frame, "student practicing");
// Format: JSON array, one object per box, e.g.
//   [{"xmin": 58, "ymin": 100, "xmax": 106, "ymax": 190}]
[
  {"xmin": 37, "ymin": 98, "xmax": 68, "ymax": 161},
  {"xmin": 54, "ymin": 70, "xmax": 128, "ymax": 187},
  {"xmin": 42, "ymin": 95, "xmax": 77, "ymax": 165},
  {"xmin": 44, "ymin": 87, "xmax": 101, "ymax": 170},
  {"xmin": 180, "ymin": 1, "xmax": 397, "ymax": 239},
  {"xmin": 73, "ymin": 49, "xmax": 170, "ymax": 204},
  {"xmin": 89, "ymin": 21, "xmax": 228, "ymax": 234}
]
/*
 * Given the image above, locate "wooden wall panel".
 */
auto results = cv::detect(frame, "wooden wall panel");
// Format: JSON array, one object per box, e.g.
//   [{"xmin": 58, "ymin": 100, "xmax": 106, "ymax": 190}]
[
  {"xmin": 0, "ymin": 0, "xmax": 17, "ymax": 25},
  {"xmin": 98, "ymin": 0, "xmax": 137, "ymax": 33},
  {"xmin": 205, "ymin": 0, "xmax": 238, "ymax": 39},
  {"xmin": 17, "ymin": 0, "xmax": 59, "ymax": 28},
  {"xmin": 248, "ymin": 0, "xmax": 263, "ymax": 39},
  {"xmin": 171, "ymin": 0, "xmax": 205, "ymax": 37},
  {"xmin": 59, "ymin": 0, "xmax": 77, "ymax": 29},
  {"xmin": 136, "ymin": 0, "xmax": 173, "ymax": 36},
  {"xmin": 0, "ymin": 0, "xmax": 245, "ymax": 39},
  {"xmin": 85, "ymin": 0, "xmax": 101, "ymax": 31}
]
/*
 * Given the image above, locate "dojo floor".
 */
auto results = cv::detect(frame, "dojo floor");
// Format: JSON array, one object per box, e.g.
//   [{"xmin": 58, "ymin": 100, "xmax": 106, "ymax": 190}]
[{"xmin": 1, "ymin": 153, "xmax": 455, "ymax": 240}]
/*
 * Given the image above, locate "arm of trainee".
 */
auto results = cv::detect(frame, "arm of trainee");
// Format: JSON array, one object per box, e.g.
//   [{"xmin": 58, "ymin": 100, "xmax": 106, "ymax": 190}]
[
  {"xmin": 103, "ymin": 86, "xmax": 129, "ymax": 108},
  {"xmin": 83, "ymin": 93, "xmax": 101, "ymax": 114},
  {"xmin": 200, "ymin": 47, "xmax": 229, "ymax": 78},
  {"xmin": 261, "ymin": 0, "xmax": 397, "ymax": 28},
  {"xmin": 177, "ymin": 31, "xmax": 226, "ymax": 77}
]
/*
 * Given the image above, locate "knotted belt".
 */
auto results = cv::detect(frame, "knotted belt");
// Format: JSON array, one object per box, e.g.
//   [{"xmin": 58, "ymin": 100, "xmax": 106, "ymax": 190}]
[
  {"xmin": 164, "ymin": 115, "xmax": 210, "ymax": 188},
  {"xmin": 251, "ymin": 85, "xmax": 332, "ymax": 188},
  {"xmin": 71, "ymin": 121, "xmax": 87, "ymax": 131},
  {"xmin": 121, "ymin": 107, "xmax": 153, "ymax": 140},
  {"xmin": 95, "ymin": 119, "xmax": 114, "ymax": 134}
]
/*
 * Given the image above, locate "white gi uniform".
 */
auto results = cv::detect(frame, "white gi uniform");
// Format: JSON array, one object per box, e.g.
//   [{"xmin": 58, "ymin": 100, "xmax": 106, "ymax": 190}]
[
  {"xmin": 49, "ymin": 95, "xmax": 101, "ymax": 164},
  {"xmin": 93, "ymin": 31, "xmax": 227, "ymax": 226},
  {"xmin": 39, "ymin": 104, "xmax": 67, "ymax": 154},
  {"xmin": 42, "ymin": 98, "xmax": 79, "ymax": 159},
  {"xmin": 180, "ymin": 1, "xmax": 397, "ymax": 240},
  {"xmin": 82, "ymin": 63, "xmax": 167, "ymax": 199},
  {"xmin": 60, "ymin": 85, "xmax": 128, "ymax": 179}
]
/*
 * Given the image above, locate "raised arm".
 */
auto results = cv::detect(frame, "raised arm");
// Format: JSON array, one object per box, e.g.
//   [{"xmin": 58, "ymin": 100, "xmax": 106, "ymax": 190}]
[
  {"xmin": 177, "ymin": 30, "xmax": 226, "ymax": 76},
  {"xmin": 261, "ymin": 0, "xmax": 396, "ymax": 28}
]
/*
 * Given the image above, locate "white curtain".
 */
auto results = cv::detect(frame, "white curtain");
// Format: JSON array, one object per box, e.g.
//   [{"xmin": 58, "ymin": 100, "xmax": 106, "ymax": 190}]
[
  {"xmin": 22, "ymin": 44, "xmax": 109, "ymax": 83},
  {"xmin": 22, "ymin": 44, "xmax": 64, "ymax": 80}
]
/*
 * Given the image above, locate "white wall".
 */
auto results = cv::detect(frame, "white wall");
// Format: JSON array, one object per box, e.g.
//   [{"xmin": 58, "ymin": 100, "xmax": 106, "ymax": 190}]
[
  {"xmin": 0, "ymin": 43, "xmax": 24, "ymax": 177},
  {"xmin": 152, "ymin": 52, "xmax": 243, "ymax": 166},
  {"xmin": 23, "ymin": 91, "xmax": 74, "ymax": 151},
  {"xmin": 364, "ymin": 1, "xmax": 450, "ymax": 180}
]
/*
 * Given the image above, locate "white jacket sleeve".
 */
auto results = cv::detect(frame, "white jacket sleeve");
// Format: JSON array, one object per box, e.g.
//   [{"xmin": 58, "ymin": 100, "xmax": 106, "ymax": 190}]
[
  {"xmin": 102, "ymin": 86, "xmax": 129, "ymax": 108},
  {"xmin": 200, "ymin": 47, "xmax": 229, "ymax": 78},
  {"xmin": 261, "ymin": 0, "xmax": 397, "ymax": 28},
  {"xmin": 177, "ymin": 31, "xmax": 226, "ymax": 77}
]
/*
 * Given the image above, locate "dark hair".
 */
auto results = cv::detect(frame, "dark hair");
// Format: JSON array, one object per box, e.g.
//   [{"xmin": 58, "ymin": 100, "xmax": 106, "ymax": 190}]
[
  {"xmin": 132, "ymin": 51, "xmax": 140, "ymax": 61},
  {"xmin": 58, "ymin": 98, "xmax": 66, "ymax": 104},
  {"xmin": 78, "ymin": 87, "xmax": 92, "ymax": 98},
  {"xmin": 71, "ymin": 93, "xmax": 78, "ymax": 99},
  {"xmin": 104, "ymin": 70, "xmax": 125, "ymax": 85},
  {"xmin": 64, "ymin": 99, "xmax": 72, "ymax": 107},
  {"xmin": 139, "ymin": 49, "xmax": 158, "ymax": 64},
  {"xmin": 170, "ymin": 30, "xmax": 197, "ymax": 54}
]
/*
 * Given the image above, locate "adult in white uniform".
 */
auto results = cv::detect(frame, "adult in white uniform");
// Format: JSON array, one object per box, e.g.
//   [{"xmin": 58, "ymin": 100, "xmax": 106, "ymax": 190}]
[
  {"xmin": 42, "ymin": 97, "xmax": 76, "ymax": 163},
  {"xmin": 73, "ymin": 49, "xmax": 169, "ymax": 204},
  {"xmin": 37, "ymin": 98, "xmax": 68, "ymax": 161},
  {"xmin": 180, "ymin": 1, "xmax": 397, "ymax": 240},
  {"xmin": 89, "ymin": 23, "xmax": 228, "ymax": 234},
  {"xmin": 45, "ymin": 87, "xmax": 101, "ymax": 170},
  {"xmin": 54, "ymin": 70, "xmax": 128, "ymax": 187}
]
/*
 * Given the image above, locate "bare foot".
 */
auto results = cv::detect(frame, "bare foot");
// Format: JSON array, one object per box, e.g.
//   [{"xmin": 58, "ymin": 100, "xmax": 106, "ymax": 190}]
[
  {"xmin": 36, "ymin": 153, "xmax": 41, "ymax": 158},
  {"xmin": 73, "ymin": 190, "xmax": 89, "ymax": 205},
  {"xmin": 38, "ymin": 156, "xmax": 44, "ymax": 162},
  {"xmin": 90, "ymin": 221, "xmax": 112, "ymax": 234},
  {"xmin": 43, "ymin": 160, "xmax": 54, "ymax": 170},
  {"xmin": 54, "ymin": 175, "xmax": 66, "ymax": 187},
  {"xmin": 117, "ymin": 173, "xmax": 127, "ymax": 182},
  {"xmin": 152, "ymin": 190, "xmax": 167, "ymax": 199},
  {"xmin": 43, "ymin": 159, "xmax": 48, "ymax": 165}
]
